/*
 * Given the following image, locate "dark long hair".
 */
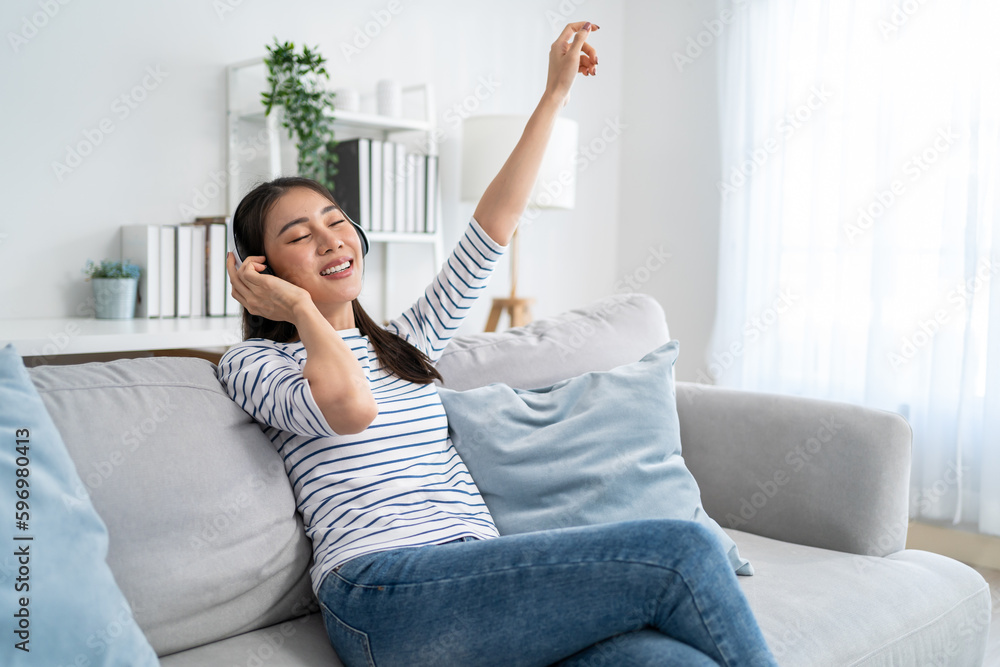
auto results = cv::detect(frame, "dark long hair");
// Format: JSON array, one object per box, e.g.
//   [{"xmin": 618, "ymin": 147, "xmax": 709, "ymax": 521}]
[{"xmin": 232, "ymin": 176, "xmax": 443, "ymax": 385}]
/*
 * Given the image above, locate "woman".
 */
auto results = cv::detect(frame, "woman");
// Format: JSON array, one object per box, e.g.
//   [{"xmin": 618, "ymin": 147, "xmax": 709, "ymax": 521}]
[{"xmin": 218, "ymin": 21, "xmax": 778, "ymax": 667}]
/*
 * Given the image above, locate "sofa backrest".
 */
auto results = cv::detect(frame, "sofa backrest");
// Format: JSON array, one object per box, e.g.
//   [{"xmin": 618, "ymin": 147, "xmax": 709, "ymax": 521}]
[
  {"xmin": 28, "ymin": 356, "xmax": 318, "ymax": 657},
  {"xmin": 28, "ymin": 292, "xmax": 672, "ymax": 656},
  {"xmin": 434, "ymin": 293, "xmax": 671, "ymax": 390}
]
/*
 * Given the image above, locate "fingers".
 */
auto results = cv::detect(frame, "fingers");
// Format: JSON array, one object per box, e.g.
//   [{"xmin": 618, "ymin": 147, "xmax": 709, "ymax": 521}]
[
  {"xmin": 228, "ymin": 251, "xmax": 268, "ymax": 287},
  {"xmin": 555, "ymin": 21, "xmax": 600, "ymax": 45},
  {"xmin": 241, "ymin": 254, "xmax": 267, "ymax": 273},
  {"xmin": 560, "ymin": 22, "xmax": 599, "ymax": 76},
  {"xmin": 569, "ymin": 24, "xmax": 591, "ymax": 55},
  {"xmin": 227, "ymin": 251, "xmax": 270, "ymax": 315}
]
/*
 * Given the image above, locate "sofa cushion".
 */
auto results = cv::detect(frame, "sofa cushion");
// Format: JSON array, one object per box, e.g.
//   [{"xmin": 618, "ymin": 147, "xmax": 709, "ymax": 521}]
[
  {"xmin": 26, "ymin": 355, "xmax": 319, "ymax": 656},
  {"xmin": 159, "ymin": 613, "xmax": 341, "ymax": 666},
  {"xmin": 433, "ymin": 292, "xmax": 670, "ymax": 391},
  {"xmin": 439, "ymin": 340, "xmax": 752, "ymax": 575},
  {"xmin": 161, "ymin": 529, "xmax": 992, "ymax": 667},
  {"xmin": 728, "ymin": 528, "xmax": 991, "ymax": 666},
  {"xmin": 0, "ymin": 344, "xmax": 159, "ymax": 665}
]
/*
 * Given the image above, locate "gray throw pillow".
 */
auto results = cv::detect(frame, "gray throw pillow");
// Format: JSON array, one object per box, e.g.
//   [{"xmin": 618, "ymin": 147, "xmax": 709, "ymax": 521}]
[{"xmin": 437, "ymin": 340, "xmax": 753, "ymax": 575}]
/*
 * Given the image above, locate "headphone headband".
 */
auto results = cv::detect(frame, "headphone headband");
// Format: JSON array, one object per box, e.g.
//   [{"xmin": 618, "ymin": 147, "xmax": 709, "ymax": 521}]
[{"xmin": 227, "ymin": 210, "xmax": 370, "ymax": 270}]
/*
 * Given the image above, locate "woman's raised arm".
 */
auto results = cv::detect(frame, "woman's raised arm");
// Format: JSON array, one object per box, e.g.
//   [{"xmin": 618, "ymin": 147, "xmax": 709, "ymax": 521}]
[{"xmin": 473, "ymin": 21, "xmax": 599, "ymax": 247}]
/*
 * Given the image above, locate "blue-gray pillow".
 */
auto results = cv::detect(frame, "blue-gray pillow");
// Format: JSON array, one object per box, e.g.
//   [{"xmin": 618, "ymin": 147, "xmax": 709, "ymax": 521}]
[
  {"xmin": 438, "ymin": 340, "xmax": 753, "ymax": 575},
  {"xmin": 0, "ymin": 344, "xmax": 160, "ymax": 665}
]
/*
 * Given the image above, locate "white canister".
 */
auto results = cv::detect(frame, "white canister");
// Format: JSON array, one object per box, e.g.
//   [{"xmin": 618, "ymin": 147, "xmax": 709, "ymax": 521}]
[
  {"xmin": 376, "ymin": 79, "xmax": 402, "ymax": 118},
  {"xmin": 333, "ymin": 87, "xmax": 360, "ymax": 112},
  {"xmin": 92, "ymin": 278, "xmax": 138, "ymax": 319}
]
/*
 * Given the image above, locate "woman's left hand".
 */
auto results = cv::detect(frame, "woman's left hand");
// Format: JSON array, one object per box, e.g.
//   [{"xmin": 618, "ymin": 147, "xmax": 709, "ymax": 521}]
[{"xmin": 546, "ymin": 21, "xmax": 600, "ymax": 105}]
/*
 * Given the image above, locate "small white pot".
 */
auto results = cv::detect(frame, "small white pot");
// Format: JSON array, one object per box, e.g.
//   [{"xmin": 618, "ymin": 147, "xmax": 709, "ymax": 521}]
[{"xmin": 92, "ymin": 278, "xmax": 138, "ymax": 319}]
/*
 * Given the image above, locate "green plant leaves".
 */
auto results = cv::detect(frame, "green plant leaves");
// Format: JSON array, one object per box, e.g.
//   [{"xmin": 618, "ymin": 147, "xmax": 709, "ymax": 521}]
[
  {"xmin": 82, "ymin": 259, "xmax": 141, "ymax": 280},
  {"xmin": 262, "ymin": 37, "xmax": 340, "ymax": 190}
]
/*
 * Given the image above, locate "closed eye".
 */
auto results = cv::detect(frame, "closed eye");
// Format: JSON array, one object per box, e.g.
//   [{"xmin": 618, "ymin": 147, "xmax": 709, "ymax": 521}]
[{"xmin": 290, "ymin": 219, "xmax": 344, "ymax": 243}]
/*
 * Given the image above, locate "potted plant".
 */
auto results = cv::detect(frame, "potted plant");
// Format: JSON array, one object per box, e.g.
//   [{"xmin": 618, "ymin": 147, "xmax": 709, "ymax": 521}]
[
  {"xmin": 82, "ymin": 259, "xmax": 141, "ymax": 319},
  {"xmin": 261, "ymin": 38, "xmax": 340, "ymax": 192}
]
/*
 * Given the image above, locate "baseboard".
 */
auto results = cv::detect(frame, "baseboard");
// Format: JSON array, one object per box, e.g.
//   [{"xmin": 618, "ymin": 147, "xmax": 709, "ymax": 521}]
[{"xmin": 906, "ymin": 521, "xmax": 1000, "ymax": 571}]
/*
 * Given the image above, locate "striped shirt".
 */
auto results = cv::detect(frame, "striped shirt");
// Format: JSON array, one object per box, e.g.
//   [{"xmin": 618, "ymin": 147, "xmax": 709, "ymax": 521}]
[{"xmin": 216, "ymin": 216, "xmax": 506, "ymax": 597}]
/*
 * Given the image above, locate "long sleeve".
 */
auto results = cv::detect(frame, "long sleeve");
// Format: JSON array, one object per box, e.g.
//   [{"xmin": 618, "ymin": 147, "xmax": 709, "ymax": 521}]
[
  {"xmin": 214, "ymin": 265, "xmax": 503, "ymax": 598},
  {"xmin": 216, "ymin": 342, "xmax": 341, "ymax": 438},
  {"xmin": 386, "ymin": 216, "xmax": 507, "ymax": 362}
]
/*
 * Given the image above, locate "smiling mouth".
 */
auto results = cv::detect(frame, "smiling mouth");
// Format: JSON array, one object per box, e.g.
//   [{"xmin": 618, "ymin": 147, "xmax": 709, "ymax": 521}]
[{"xmin": 320, "ymin": 260, "xmax": 352, "ymax": 276}]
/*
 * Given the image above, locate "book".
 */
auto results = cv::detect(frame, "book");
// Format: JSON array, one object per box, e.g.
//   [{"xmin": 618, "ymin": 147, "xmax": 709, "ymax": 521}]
[
  {"xmin": 121, "ymin": 225, "xmax": 160, "ymax": 318},
  {"xmin": 176, "ymin": 225, "xmax": 193, "ymax": 317},
  {"xmin": 189, "ymin": 224, "xmax": 206, "ymax": 317},
  {"xmin": 188, "ymin": 217, "xmax": 230, "ymax": 317},
  {"xmin": 394, "ymin": 142, "xmax": 406, "ymax": 233},
  {"xmin": 209, "ymin": 222, "xmax": 227, "ymax": 316},
  {"xmin": 358, "ymin": 138, "xmax": 371, "ymax": 230},
  {"xmin": 405, "ymin": 153, "xmax": 417, "ymax": 234},
  {"xmin": 382, "ymin": 140, "xmax": 395, "ymax": 232},
  {"xmin": 159, "ymin": 225, "xmax": 177, "ymax": 318},
  {"xmin": 425, "ymin": 155, "xmax": 439, "ymax": 233},
  {"xmin": 370, "ymin": 139, "xmax": 382, "ymax": 232},
  {"xmin": 414, "ymin": 155, "xmax": 426, "ymax": 233},
  {"xmin": 182, "ymin": 218, "xmax": 217, "ymax": 316},
  {"xmin": 330, "ymin": 138, "xmax": 371, "ymax": 229}
]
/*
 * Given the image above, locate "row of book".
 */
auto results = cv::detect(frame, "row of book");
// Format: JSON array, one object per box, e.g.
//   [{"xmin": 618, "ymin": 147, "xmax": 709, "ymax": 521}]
[
  {"xmin": 330, "ymin": 138, "xmax": 440, "ymax": 234},
  {"xmin": 121, "ymin": 217, "xmax": 238, "ymax": 318},
  {"xmin": 120, "ymin": 136, "xmax": 443, "ymax": 319}
]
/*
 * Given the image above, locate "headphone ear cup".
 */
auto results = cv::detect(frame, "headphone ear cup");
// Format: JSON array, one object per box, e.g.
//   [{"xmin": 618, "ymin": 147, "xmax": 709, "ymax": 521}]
[
  {"xmin": 338, "ymin": 210, "xmax": 369, "ymax": 256},
  {"xmin": 230, "ymin": 221, "xmax": 275, "ymax": 275},
  {"xmin": 352, "ymin": 221, "xmax": 370, "ymax": 256},
  {"xmin": 227, "ymin": 217, "xmax": 243, "ymax": 266}
]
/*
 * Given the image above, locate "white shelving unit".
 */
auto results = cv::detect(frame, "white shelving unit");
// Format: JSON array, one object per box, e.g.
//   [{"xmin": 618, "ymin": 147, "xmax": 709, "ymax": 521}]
[
  {"xmin": 3, "ymin": 316, "xmax": 243, "ymax": 360},
  {"xmin": 225, "ymin": 57, "xmax": 445, "ymax": 324},
  {"xmin": 2, "ymin": 61, "xmax": 447, "ymax": 363}
]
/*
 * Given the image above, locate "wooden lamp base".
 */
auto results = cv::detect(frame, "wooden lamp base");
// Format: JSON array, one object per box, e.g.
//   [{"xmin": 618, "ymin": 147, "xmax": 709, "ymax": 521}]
[
  {"xmin": 483, "ymin": 225, "xmax": 535, "ymax": 332},
  {"xmin": 484, "ymin": 297, "xmax": 536, "ymax": 332}
]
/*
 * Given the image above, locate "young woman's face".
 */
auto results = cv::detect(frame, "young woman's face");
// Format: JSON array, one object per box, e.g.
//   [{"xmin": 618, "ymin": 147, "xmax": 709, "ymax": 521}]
[{"xmin": 262, "ymin": 186, "xmax": 364, "ymax": 315}]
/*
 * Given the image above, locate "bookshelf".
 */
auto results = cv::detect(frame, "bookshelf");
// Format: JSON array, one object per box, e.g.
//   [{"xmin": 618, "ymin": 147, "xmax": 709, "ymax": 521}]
[
  {"xmin": 4, "ymin": 316, "xmax": 242, "ymax": 366},
  {"xmin": 3, "ymin": 63, "xmax": 448, "ymax": 365},
  {"xmin": 225, "ymin": 57, "xmax": 445, "ymax": 325}
]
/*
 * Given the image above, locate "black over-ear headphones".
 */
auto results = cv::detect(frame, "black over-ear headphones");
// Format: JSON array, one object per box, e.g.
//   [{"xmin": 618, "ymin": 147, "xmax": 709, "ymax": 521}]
[{"xmin": 228, "ymin": 210, "xmax": 370, "ymax": 276}]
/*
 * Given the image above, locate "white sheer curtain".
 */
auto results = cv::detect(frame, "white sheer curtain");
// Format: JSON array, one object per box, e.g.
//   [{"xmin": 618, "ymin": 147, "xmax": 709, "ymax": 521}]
[{"xmin": 710, "ymin": 0, "xmax": 1000, "ymax": 534}]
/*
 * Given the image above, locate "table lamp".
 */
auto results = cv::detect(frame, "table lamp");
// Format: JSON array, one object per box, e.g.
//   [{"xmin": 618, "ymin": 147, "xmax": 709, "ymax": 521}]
[{"xmin": 460, "ymin": 114, "xmax": 578, "ymax": 331}]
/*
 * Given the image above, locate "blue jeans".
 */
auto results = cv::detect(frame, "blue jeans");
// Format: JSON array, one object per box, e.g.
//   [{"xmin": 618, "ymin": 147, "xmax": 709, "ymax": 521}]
[{"xmin": 317, "ymin": 519, "xmax": 778, "ymax": 667}]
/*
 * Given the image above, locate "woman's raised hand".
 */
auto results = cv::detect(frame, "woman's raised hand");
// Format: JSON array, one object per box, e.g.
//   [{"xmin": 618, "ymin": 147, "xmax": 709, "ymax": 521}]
[
  {"xmin": 226, "ymin": 251, "xmax": 311, "ymax": 324},
  {"xmin": 546, "ymin": 21, "xmax": 600, "ymax": 105}
]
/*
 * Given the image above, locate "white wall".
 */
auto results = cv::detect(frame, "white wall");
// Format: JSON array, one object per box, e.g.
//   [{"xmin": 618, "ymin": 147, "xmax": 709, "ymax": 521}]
[
  {"xmin": 1, "ymin": 0, "xmax": 722, "ymax": 378},
  {"xmin": 618, "ymin": 0, "xmax": 723, "ymax": 382}
]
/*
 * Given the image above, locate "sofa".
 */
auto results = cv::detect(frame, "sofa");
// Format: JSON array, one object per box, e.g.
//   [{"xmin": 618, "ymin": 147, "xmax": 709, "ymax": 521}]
[{"xmin": 21, "ymin": 292, "xmax": 992, "ymax": 666}]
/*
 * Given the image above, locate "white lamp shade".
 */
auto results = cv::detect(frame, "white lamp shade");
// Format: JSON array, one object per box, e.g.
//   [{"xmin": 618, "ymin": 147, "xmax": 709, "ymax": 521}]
[{"xmin": 460, "ymin": 114, "xmax": 578, "ymax": 209}]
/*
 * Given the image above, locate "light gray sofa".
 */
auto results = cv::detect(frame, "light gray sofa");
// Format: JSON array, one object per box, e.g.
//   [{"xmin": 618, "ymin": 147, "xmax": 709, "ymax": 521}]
[{"xmin": 27, "ymin": 292, "xmax": 990, "ymax": 666}]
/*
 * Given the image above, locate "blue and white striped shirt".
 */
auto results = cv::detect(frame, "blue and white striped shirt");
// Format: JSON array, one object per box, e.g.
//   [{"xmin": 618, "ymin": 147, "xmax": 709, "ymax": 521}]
[{"xmin": 217, "ymin": 216, "xmax": 506, "ymax": 597}]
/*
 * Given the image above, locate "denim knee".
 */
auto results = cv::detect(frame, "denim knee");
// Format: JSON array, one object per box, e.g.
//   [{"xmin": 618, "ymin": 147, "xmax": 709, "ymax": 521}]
[
  {"xmin": 554, "ymin": 628, "xmax": 719, "ymax": 667},
  {"xmin": 631, "ymin": 519, "xmax": 730, "ymax": 570}
]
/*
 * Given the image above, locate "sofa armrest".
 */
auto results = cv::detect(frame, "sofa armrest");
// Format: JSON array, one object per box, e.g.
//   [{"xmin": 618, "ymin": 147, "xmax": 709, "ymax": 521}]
[{"xmin": 675, "ymin": 381, "xmax": 912, "ymax": 556}]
